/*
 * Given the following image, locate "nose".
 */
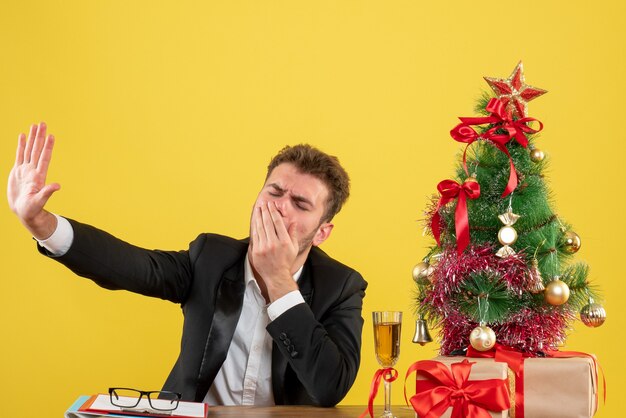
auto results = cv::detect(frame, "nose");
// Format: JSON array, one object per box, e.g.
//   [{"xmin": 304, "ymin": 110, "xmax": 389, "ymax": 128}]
[
  {"xmin": 274, "ymin": 195, "xmax": 291, "ymax": 218},
  {"xmin": 273, "ymin": 196, "xmax": 287, "ymax": 217}
]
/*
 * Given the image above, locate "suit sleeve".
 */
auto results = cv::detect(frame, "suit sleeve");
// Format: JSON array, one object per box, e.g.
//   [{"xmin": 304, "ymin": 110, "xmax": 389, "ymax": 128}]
[
  {"xmin": 266, "ymin": 270, "xmax": 366, "ymax": 407},
  {"xmin": 37, "ymin": 218, "xmax": 203, "ymax": 304}
]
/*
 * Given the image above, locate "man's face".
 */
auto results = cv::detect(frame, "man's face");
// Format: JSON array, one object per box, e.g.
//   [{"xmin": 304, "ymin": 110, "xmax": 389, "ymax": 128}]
[{"xmin": 251, "ymin": 163, "xmax": 334, "ymax": 254}]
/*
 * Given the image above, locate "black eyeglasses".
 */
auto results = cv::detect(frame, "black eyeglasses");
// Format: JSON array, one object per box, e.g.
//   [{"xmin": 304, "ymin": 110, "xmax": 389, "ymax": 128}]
[{"xmin": 109, "ymin": 387, "xmax": 182, "ymax": 412}]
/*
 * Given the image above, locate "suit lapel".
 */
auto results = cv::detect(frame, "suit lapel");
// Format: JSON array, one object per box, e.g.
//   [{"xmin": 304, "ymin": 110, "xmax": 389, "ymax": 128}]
[
  {"xmin": 194, "ymin": 260, "xmax": 246, "ymax": 401},
  {"xmin": 297, "ymin": 261, "xmax": 314, "ymax": 307}
]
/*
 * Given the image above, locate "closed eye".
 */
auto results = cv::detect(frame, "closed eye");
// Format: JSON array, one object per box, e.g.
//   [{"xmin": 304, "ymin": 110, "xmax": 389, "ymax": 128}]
[
  {"xmin": 267, "ymin": 184, "xmax": 285, "ymax": 197},
  {"xmin": 292, "ymin": 197, "xmax": 312, "ymax": 211},
  {"xmin": 295, "ymin": 202, "xmax": 308, "ymax": 210}
]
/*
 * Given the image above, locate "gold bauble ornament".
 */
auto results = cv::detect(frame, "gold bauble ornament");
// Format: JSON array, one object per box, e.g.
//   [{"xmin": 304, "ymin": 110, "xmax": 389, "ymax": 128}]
[
  {"xmin": 561, "ymin": 231, "xmax": 582, "ymax": 254},
  {"xmin": 530, "ymin": 148, "xmax": 545, "ymax": 162},
  {"xmin": 464, "ymin": 176, "xmax": 478, "ymax": 185},
  {"xmin": 412, "ymin": 262, "xmax": 434, "ymax": 284},
  {"xmin": 429, "ymin": 254, "xmax": 442, "ymax": 268},
  {"xmin": 469, "ymin": 324, "xmax": 496, "ymax": 352},
  {"xmin": 580, "ymin": 298, "xmax": 606, "ymax": 327},
  {"xmin": 545, "ymin": 277, "xmax": 570, "ymax": 306}
]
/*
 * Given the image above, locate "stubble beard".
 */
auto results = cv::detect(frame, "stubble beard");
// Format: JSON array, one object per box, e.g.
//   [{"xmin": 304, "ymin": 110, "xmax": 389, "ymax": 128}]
[{"xmin": 297, "ymin": 228, "xmax": 318, "ymax": 256}]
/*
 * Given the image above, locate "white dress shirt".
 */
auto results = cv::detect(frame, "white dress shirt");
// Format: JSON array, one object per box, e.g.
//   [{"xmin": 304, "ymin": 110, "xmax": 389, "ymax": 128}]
[
  {"xmin": 203, "ymin": 255, "xmax": 303, "ymax": 405},
  {"xmin": 37, "ymin": 214, "xmax": 305, "ymax": 405}
]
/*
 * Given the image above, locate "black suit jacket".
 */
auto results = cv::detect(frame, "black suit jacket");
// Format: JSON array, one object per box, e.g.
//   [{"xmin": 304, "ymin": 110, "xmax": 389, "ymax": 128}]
[{"xmin": 39, "ymin": 219, "xmax": 367, "ymax": 406}]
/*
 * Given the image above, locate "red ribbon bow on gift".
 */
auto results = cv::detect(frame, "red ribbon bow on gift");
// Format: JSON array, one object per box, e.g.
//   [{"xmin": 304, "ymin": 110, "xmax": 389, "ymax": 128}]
[
  {"xmin": 359, "ymin": 367, "xmax": 398, "ymax": 418},
  {"xmin": 450, "ymin": 97, "xmax": 543, "ymax": 197},
  {"xmin": 430, "ymin": 178, "xmax": 481, "ymax": 254},
  {"xmin": 404, "ymin": 359, "xmax": 510, "ymax": 418}
]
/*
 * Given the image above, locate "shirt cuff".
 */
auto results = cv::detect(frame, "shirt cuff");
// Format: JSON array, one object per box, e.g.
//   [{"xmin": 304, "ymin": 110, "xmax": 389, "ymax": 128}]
[
  {"xmin": 267, "ymin": 290, "xmax": 305, "ymax": 321},
  {"xmin": 36, "ymin": 214, "xmax": 74, "ymax": 256}
]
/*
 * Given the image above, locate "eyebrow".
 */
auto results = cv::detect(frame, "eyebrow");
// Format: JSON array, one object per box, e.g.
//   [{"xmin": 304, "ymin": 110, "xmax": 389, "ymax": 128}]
[{"xmin": 268, "ymin": 183, "xmax": 314, "ymax": 207}]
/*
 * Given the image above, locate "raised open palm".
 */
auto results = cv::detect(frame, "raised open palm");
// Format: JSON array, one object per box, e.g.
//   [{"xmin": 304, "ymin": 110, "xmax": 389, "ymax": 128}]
[{"xmin": 7, "ymin": 122, "xmax": 60, "ymax": 238}]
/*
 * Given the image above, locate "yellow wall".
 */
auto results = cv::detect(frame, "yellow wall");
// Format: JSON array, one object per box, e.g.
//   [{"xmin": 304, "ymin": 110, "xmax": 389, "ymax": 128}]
[{"xmin": 1, "ymin": 1, "xmax": 623, "ymax": 417}]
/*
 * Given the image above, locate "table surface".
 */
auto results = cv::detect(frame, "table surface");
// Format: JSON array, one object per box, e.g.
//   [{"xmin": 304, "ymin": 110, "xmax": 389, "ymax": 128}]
[{"xmin": 206, "ymin": 405, "xmax": 416, "ymax": 417}]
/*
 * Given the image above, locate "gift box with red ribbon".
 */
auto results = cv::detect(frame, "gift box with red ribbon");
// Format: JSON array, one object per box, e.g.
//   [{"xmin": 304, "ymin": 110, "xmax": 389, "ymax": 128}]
[
  {"xmin": 409, "ymin": 353, "xmax": 600, "ymax": 418},
  {"xmin": 510, "ymin": 356, "xmax": 598, "ymax": 417},
  {"xmin": 407, "ymin": 357, "xmax": 511, "ymax": 418},
  {"xmin": 465, "ymin": 344, "xmax": 602, "ymax": 418}
]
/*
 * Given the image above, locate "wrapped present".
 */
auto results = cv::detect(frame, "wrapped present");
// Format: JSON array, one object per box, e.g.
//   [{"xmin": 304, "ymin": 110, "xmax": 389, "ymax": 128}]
[
  {"xmin": 407, "ymin": 357, "xmax": 511, "ymax": 418},
  {"xmin": 519, "ymin": 356, "xmax": 598, "ymax": 418},
  {"xmin": 457, "ymin": 347, "xmax": 600, "ymax": 418}
]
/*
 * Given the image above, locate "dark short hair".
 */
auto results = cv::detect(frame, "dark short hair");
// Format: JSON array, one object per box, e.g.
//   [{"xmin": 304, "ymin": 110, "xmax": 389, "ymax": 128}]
[{"xmin": 267, "ymin": 144, "xmax": 350, "ymax": 222}]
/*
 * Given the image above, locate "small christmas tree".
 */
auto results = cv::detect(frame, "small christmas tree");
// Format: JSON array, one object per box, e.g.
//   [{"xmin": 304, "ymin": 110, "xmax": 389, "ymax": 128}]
[{"xmin": 413, "ymin": 62, "xmax": 606, "ymax": 355}]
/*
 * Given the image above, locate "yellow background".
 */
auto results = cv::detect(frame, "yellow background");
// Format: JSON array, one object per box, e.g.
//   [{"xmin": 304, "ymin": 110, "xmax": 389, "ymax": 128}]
[{"xmin": 1, "ymin": 1, "xmax": 624, "ymax": 417}]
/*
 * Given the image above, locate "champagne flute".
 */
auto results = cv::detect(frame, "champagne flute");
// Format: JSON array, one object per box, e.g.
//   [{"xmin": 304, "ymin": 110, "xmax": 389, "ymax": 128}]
[{"xmin": 372, "ymin": 311, "xmax": 402, "ymax": 418}]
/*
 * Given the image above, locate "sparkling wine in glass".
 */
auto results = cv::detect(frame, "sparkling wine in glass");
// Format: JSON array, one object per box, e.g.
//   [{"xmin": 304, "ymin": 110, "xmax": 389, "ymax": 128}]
[{"xmin": 372, "ymin": 311, "xmax": 402, "ymax": 418}]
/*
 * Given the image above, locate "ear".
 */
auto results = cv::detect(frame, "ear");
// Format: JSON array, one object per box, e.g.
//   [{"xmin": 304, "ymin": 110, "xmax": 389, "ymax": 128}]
[{"xmin": 312, "ymin": 222, "xmax": 334, "ymax": 247}]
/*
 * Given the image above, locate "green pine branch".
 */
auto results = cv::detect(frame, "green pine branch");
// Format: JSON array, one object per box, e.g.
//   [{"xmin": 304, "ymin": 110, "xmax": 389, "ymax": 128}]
[{"xmin": 453, "ymin": 272, "xmax": 520, "ymax": 324}]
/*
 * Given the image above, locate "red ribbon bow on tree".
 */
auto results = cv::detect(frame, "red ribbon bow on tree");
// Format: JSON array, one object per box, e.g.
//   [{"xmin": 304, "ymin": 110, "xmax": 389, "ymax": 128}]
[
  {"xmin": 430, "ymin": 178, "xmax": 481, "ymax": 254},
  {"xmin": 450, "ymin": 97, "xmax": 543, "ymax": 197},
  {"xmin": 404, "ymin": 359, "xmax": 510, "ymax": 418}
]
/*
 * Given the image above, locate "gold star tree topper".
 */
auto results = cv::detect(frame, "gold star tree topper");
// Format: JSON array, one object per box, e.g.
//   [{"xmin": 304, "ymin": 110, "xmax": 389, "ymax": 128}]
[{"xmin": 484, "ymin": 61, "xmax": 547, "ymax": 118}]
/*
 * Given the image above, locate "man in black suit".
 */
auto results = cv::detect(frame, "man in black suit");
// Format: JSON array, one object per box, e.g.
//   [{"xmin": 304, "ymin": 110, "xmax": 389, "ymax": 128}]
[{"xmin": 8, "ymin": 122, "xmax": 366, "ymax": 407}]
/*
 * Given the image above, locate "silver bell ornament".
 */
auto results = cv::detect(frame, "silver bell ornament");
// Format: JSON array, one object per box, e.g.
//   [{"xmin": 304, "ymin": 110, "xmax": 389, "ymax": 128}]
[{"xmin": 412, "ymin": 315, "xmax": 433, "ymax": 346}]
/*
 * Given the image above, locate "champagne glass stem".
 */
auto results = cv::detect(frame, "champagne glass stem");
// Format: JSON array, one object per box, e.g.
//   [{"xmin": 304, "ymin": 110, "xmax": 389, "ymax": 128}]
[
  {"xmin": 380, "ymin": 372, "xmax": 395, "ymax": 418},
  {"xmin": 383, "ymin": 374, "xmax": 392, "ymax": 417}
]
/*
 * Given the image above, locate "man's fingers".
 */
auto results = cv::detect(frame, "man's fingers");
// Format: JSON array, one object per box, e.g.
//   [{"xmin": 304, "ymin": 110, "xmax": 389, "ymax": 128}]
[
  {"xmin": 260, "ymin": 203, "xmax": 276, "ymax": 240},
  {"xmin": 252, "ymin": 205, "xmax": 266, "ymax": 247},
  {"xmin": 268, "ymin": 202, "xmax": 289, "ymax": 241},
  {"xmin": 15, "ymin": 133, "xmax": 26, "ymax": 166},
  {"xmin": 288, "ymin": 222, "xmax": 299, "ymax": 250},
  {"xmin": 30, "ymin": 122, "xmax": 47, "ymax": 166},
  {"xmin": 23, "ymin": 123, "xmax": 38, "ymax": 163},
  {"xmin": 27, "ymin": 123, "xmax": 37, "ymax": 142},
  {"xmin": 36, "ymin": 135, "xmax": 55, "ymax": 173}
]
